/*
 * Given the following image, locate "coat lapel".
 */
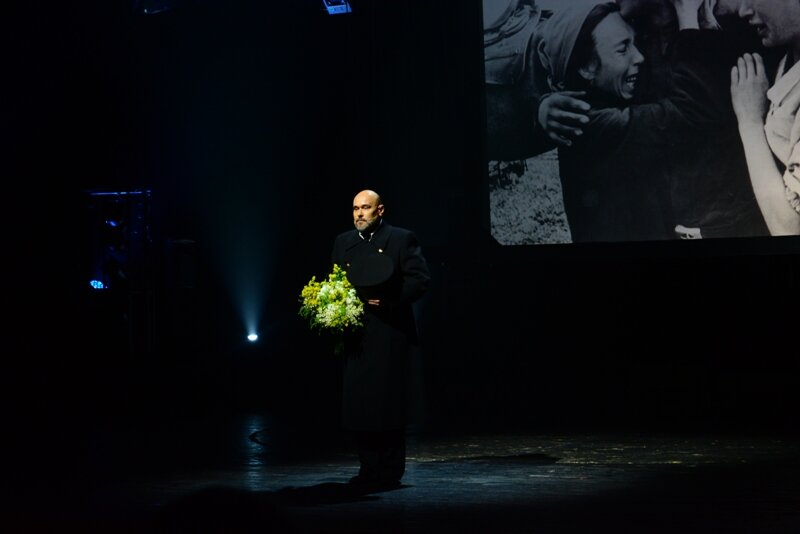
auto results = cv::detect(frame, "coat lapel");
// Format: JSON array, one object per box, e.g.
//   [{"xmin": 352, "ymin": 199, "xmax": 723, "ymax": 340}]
[
  {"xmin": 370, "ymin": 222, "xmax": 392, "ymax": 253},
  {"xmin": 342, "ymin": 230, "xmax": 363, "ymax": 251}
]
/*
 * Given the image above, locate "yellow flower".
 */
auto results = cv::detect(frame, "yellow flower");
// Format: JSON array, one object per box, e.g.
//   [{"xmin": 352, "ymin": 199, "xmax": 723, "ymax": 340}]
[{"xmin": 299, "ymin": 264, "xmax": 364, "ymax": 334}]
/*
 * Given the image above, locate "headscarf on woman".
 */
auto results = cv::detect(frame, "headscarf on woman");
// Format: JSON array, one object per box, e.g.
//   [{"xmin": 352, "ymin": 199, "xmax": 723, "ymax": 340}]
[{"xmin": 536, "ymin": 0, "xmax": 612, "ymax": 92}]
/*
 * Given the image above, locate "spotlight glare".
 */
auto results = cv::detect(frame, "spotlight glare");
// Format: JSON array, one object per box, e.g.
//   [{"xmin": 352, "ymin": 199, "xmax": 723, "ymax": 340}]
[
  {"xmin": 90, "ymin": 279, "xmax": 106, "ymax": 289},
  {"xmin": 247, "ymin": 334, "xmax": 258, "ymax": 342}
]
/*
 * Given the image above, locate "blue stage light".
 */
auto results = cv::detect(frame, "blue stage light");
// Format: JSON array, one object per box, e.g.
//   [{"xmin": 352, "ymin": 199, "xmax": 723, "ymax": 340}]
[
  {"xmin": 322, "ymin": 0, "xmax": 352, "ymax": 15},
  {"xmin": 247, "ymin": 334, "xmax": 258, "ymax": 342},
  {"xmin": 90, "ymin": 280, "xmax": 106, "ymax": 290}
]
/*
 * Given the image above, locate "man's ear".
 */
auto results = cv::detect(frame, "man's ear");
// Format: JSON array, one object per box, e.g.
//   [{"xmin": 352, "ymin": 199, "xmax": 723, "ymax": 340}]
[{"xmin": 579, "ymin": 58, "xmax": 599, "ymax": 84}]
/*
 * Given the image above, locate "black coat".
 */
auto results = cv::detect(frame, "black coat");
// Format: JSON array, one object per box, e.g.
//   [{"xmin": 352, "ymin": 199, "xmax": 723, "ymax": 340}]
[{"xmin": 331, "ymin": 221, "xmax": 430, "ymax": 431}]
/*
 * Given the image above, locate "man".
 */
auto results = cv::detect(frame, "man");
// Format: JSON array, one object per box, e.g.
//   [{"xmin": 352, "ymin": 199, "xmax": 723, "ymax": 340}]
[{"xmin": 331, "ymin": 189, "xmax": 430, "ymax": 491}]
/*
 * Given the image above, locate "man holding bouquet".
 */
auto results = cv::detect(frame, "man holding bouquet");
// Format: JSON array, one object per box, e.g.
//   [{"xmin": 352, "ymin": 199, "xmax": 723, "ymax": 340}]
[{"xmin": 331, "ymin": 189, "xmax": 430, "ymax": 491}]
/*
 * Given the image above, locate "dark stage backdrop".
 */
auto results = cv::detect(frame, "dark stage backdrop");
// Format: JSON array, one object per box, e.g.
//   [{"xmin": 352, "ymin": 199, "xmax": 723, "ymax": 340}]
[{"xmin": 7, "ymin": 1, "xmax": 799, "ymax": 436}]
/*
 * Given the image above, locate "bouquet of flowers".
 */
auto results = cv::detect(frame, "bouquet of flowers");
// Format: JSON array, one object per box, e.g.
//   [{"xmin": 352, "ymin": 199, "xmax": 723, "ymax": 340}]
[{"xmin": 299, "ymin": 264, "xmax": 364, "ymax": 347}]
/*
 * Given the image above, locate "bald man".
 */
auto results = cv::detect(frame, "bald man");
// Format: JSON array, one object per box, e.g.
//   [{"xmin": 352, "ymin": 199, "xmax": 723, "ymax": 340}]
[{"xmin": 331, "ymin": 190, "xmax": 430, "ymax": 491}]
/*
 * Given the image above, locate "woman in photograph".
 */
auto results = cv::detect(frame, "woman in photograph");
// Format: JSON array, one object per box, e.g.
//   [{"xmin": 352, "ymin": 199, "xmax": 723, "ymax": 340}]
[{"xmin": 730, "ymin": 0, "xmax": 800, "ymax": 236}]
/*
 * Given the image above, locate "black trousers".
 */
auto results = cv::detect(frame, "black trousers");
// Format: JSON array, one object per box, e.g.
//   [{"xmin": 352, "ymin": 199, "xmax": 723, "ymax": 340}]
[{"xmin": 354, "ymin": 429, "xmax": 406, "ymax": 482}]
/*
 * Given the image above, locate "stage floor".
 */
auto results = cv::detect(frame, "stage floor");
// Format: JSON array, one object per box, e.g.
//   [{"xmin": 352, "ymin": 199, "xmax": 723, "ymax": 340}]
[{"xmin": 11, "ymin": 414, "xmax": 800, "ymax": 533}]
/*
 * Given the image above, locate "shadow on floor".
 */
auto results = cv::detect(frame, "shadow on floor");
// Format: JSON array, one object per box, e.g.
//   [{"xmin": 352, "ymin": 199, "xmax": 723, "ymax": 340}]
[
  {"xmin": 149, "ymin": 482, "xmax": 410, "ymax": 532},
  {"xmin": 150, "ymin": 486, "xmax": 292, "ymax": 533},
  {"xmin": 274, "ymin": 481, "xmax": 398, "ymax": 505}
]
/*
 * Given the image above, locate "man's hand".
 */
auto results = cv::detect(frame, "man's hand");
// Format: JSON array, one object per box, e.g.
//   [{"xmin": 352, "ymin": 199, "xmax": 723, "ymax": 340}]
[
  {"xmin": 538, "ymin": 91, "xmax": 590, "ymax": 148},
  {"xmin": 367, "ymin": 299, "xmax": 381, "ymax": 307}
]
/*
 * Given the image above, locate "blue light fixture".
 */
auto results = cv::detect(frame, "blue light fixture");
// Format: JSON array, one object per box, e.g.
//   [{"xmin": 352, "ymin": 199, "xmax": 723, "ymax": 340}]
[
  {"xmin": 90, "ymin": 280, "xmax": 107, "ymax": 290},
  {"xmin": 322, "ymin": 0, "xmax": 352, "ymax": 15},
  {"xmin": 247, "ymin": 334, "xmax": 259, "ymax": 343}
]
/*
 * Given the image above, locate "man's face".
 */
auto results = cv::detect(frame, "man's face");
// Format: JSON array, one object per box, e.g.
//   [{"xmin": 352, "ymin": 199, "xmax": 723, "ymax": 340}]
[
  {"xmin": 352, "ymin": 192, "xmax": 384, "ymax": 233},
  {"xmin": 743, "ymin": 0, "xmax": 800, "ymax": 49},
  {"xmin": 585, "ymin": 12, "xmax": 645, "ymax": 101}
]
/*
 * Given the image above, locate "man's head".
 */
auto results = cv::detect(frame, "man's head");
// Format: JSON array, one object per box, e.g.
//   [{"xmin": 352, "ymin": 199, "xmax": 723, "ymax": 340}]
[
  {"xmin": 352, "ymin": 189, "xmax": 384, "ymax": 234},
  {"xmin": 571, "ymin": 7, "xmax": 645, "ymax": 101},
  {"xmin": 736, "ymin": 0, "xmax": 800, "ymax": 49}
]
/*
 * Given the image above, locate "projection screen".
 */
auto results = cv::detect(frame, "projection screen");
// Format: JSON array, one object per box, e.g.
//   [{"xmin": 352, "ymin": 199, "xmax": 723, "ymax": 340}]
[{"xmin": 483, "ymin": 0, "xmax": 798, "ymax": 245}]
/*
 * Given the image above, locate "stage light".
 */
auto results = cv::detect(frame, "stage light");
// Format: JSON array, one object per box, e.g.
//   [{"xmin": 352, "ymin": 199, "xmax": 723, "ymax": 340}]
[
  {"xmin": 247, "ymin": 334, "xmax": 258, "ymax": 342},
  {"xmin": 322, "ymin": 0, "xmax": 352, "ymax": 15},
  {"xmin": 85, "ymin": 188, "xmax": 152, "ymax": 294}
]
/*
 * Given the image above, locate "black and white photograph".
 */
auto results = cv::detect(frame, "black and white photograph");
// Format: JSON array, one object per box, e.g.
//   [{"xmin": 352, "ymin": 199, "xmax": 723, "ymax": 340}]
[{"xmin": 485, "ymin": 0, "xmax": 800, "ymax": 244}]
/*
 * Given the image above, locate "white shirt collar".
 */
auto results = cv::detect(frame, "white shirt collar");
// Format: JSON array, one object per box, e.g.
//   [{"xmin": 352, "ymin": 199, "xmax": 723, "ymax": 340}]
[
  {"xmin": 767, "ymin": 54, "xmax": 800, "ymax": 106},
  {"xmin": 358, "ymin": 219, "xmax": 383, "ymax": 241}
]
